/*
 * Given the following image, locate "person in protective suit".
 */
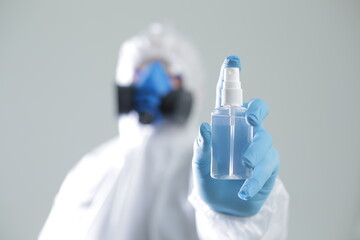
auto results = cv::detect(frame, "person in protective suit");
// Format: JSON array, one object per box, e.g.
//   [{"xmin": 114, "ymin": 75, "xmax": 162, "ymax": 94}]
[{"xmin": 39, "ymin": 23, "xmax": 289, "ymax": 240}]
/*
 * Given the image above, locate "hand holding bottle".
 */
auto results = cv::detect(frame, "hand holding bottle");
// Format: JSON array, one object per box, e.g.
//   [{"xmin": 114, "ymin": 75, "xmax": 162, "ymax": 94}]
[{"xmin": 191, "ymin": 56, "xmax": 280, "ymax": 217}]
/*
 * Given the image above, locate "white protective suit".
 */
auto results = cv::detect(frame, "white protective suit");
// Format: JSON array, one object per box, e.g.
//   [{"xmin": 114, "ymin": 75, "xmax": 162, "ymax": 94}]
[{"xmin": 39, "ymin": 24, "xmax": 289, "ymax": 240}]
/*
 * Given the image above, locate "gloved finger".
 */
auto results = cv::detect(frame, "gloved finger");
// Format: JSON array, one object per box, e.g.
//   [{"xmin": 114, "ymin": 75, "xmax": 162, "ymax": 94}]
[
  {"xmin": 242, "ymin": 127, "xmax": 272, "ymax": 168},
  {"xmin": 238, "ymin": 147, "xmax": 279, "ymax": 200},
  {"xmin": 215, "ymin": 56, "xmax": 242, "ymax": 108},
  {"xmin": 246, "ymin": 99, "xmax": 269, "ymax": 126},
  {"xmin": 192, "ymin": 122, "xmax": 212, "ymax": 178}
]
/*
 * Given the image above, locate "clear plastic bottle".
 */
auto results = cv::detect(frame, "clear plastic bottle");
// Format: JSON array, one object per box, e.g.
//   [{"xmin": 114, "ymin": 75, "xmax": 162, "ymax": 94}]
[{"xmin": 211, "ymin": 61, "xmax": 253, "ymax": 179}]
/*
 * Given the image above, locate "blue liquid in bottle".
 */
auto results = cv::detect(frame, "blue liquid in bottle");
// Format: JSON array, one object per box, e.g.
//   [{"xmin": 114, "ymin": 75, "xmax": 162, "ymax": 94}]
[{"xmin": 211, "ymin": 106, "xmax": 253, "ymax": 179}]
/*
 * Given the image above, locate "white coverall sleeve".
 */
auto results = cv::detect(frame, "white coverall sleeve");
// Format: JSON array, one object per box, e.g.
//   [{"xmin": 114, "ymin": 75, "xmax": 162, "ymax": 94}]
[{"xmin": 188, "ymin": 178, "xmax": 289, "ymax": 240}]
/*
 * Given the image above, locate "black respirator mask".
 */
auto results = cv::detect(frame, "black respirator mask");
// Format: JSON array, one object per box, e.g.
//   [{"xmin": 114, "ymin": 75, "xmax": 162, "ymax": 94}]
[{"xmin": 116, "ymin": 61, "xmax": 193, "ymax": 125}]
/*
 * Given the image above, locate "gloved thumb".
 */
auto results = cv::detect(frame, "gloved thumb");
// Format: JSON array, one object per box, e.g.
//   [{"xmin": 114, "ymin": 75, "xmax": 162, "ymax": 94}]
[{"xmin": 192, "ymin": 123, "xmax": 212, "ymax": 178}]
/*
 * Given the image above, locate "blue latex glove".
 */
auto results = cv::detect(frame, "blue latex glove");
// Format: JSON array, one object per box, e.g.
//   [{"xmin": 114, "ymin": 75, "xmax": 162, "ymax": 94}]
[{"xmin": 192, "ymin": 57, "xmax": 280, "ymax": 217}]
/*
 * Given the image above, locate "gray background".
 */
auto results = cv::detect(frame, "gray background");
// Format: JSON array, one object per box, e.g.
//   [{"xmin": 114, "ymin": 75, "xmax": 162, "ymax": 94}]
[{"xmin": 1, "ymin": 0, "xmax": 359, "ymax": 239}]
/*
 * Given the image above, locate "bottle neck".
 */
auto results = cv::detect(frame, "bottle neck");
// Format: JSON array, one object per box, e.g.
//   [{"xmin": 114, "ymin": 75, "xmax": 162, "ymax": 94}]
[
  {"xmin": 221, "ymin": 67, "xmax": 243, "ymax": 107},
  {"xmin": 221, "ymin": 88, "xmax": 243, "ymax": 107}
]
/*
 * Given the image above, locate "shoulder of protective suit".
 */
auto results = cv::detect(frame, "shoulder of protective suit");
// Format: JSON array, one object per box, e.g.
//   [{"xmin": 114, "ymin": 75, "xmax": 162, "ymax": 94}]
[
  {"xmin": 39, "ymin": 137, "xmax": 126, "ymax": 240},
  {"xmin": 82, "ymin": 137, "xmax": 122, "ymax": 162},
  {"xmin": 72, "ymin": 136, "xmax": 124, "ymax": 177},
  {"xmin": 54, "ymin": 137, "xmax": 124, "ymax": 204}
]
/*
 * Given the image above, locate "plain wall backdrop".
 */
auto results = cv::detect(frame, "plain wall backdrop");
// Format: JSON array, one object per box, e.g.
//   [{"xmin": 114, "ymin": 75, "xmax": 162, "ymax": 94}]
[{"xmin": 1, "ymin": 0, "xmax": 360, "ymax": 239}]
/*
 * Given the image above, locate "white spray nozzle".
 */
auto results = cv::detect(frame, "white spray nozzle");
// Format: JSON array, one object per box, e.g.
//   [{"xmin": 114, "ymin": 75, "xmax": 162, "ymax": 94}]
[{"xmin": 221, "ymin": 68, "xmax": 243, "ymax": 107}]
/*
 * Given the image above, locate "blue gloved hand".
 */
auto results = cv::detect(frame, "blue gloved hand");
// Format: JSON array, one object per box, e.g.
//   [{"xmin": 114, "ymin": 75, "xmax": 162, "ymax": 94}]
[
  {"xmin": 192, "ymin": 57, "xmax": 280, "ymax": 217},
  {"xmin": 193, "ymin": 100, "xmax": 279, "ymax": 217}
]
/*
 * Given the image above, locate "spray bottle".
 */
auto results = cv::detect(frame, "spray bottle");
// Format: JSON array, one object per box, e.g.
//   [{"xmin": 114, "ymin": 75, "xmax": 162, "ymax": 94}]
[{"xmin": 211, "ymin": 56, "xmax": 253, "ymax": 179}]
